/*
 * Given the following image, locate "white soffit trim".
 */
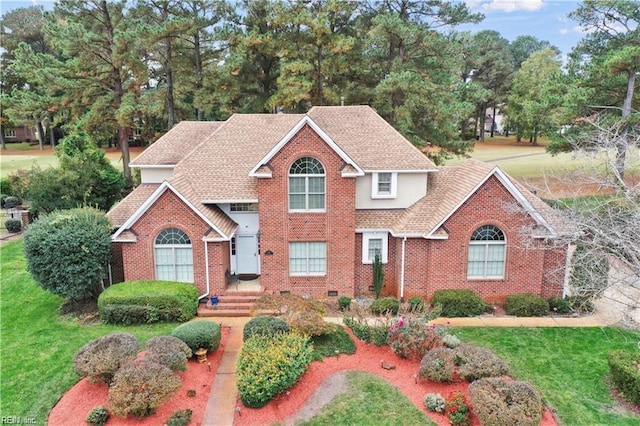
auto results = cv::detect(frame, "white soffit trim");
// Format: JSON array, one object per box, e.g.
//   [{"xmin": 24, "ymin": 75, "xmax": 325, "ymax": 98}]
[
  {"xmin": 248, "ymin": 115, "xmax": 365, "ymax": 177},
  {"xmin": 202, "ymin": 199, "xmax": 259, "ymax": 204},
  {"xmin": 425, "ymin": 166, "xmax": 554, "ymax": 238},
  {"xmin": 111, "ymin": 181, "xmax": 231, "ymax": 241},
  {"xmin": 132, "ymin": 165, "xmax": 175, "ymax": 169},
  {"xmin": 363, "ymin": 169, "xmax": 438, "ymax": 173}
]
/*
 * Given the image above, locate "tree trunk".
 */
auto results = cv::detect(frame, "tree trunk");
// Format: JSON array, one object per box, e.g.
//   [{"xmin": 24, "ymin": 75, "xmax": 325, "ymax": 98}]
[
  {"xmin": 194, "ymin": 30, "xmax": 204, "ymax": 121},
  {"xmin": 490, "ymin": 105, "xmax": 497, "ymax": 137},
  {"xmin": 0, "ymin": 124, "xmax": 6, "ymax": 149},
  {"xmin": 35, "ymin": 116, "xmax": 45, "ymax": 150},
  {"xmin": 166, "ymin": 39, "xmax": 176, "ymax": 129},
  {"xmin": 480, "ymin": 102, "xmax": 486, "ymax": 142},
  {"xmin": 48, "ymin": 114, "xmax": 56, "ymax": 148},
  {"xmin": 616, "ymin": 67, "xmax": 636, "ymax": 184},
  {"xmin": 316, "ymin": 44, "xmax": 323, "ymax": 105}
]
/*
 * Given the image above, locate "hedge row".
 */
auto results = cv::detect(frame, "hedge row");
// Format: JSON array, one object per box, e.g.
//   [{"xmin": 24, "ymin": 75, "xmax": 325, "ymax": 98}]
[
  {"xmin": 608, "ymin": 350, "xmax": 640, "ymax": 407},
  {"xmin": 98, "ymin": 281, "xmax": 199, "ymax": 324}
]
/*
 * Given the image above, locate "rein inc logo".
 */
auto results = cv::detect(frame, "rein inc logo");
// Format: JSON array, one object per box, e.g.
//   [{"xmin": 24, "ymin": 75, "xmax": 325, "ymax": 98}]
[{"xmin": 1, "ymin": 417, "xmax": 36, "ymax": 424}]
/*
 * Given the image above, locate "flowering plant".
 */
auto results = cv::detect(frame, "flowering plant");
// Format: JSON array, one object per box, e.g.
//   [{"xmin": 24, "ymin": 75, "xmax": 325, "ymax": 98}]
[
  {"xmin": 446, "ymin": 391, "xmax": 472, "ymax": 426},
  {"xmin": 388, "ymin": 315, "xmax": 447, "ymax": 359}
]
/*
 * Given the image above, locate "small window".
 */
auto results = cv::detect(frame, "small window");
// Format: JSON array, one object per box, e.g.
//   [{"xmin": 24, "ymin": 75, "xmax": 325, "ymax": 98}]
[
  {"xmin": 371, "ymin": 172, "xmax": 397, "ymax": 198},
  {"xmin": 4, "ymin": 129, "xmax": 16, "ymax": 138},
  {"xmin": 154, "ymin": 228, "xmax": 194, "ymax": 283},
  {"xmin": 289, "ymin": 157, "xmax": 325, "ymax": 211},
  {"xmin": 467, "ymin": 225, "xmax": 506, "ymax": 279},
  {"xmin": 230, "ymin": 203, "xmax": 258, "ymax": 212},
  {"xmin": 289, "ymin": 242, "xmax": 326, "ymax": 275},
  {"xmin": 362, "ymin": 232, "xmax": 388, "ymax": 264}
]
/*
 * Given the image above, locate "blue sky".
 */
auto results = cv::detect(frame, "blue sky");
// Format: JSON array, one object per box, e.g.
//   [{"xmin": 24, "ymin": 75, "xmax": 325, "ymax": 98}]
[{"xmin": 2, "ymin": 0, "xmax": 585, "ymax": 60}]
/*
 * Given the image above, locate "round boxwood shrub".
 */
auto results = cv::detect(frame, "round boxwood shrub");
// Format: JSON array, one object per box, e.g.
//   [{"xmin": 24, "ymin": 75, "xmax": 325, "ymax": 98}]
[
  {"xmin": 0, "ymin": 194, "xmax": 7, "ymax": 208},
  {"xmin": 454, "ymin": 344, "xmax": 509, "ymax": 381},
  {"xmin": 74, "ymin": 332, "xmax": 139, "ymax": 384},
  {"xmin": 108, "ymin": 359, "xmax": 181, "ymax": 418},
  {"xmin": 171, "ymin": 320, "xmax": 221, "ymax": 352},
  {"xmin": 243, "ymin": 315, "xmax": 290, "ymax": 341},
  {"xmin": 5, "ymin": 219, "xmax": 21, "ymax": 233},
  {"xmin": 86, "ymin": 406, "xmax": 109, "ymax": 426},
  {"xmin": 505, "ymin": 293, "xmax": 550, "ymax": 317},
  {"xmin": 145, "ymin": 335, "xmax": 192, "ymax": 372},
  {"xmin": 608, "ymin": 350, "xmax": 640, "ymax": 407},
  {"xmin": 431, "ymin": 289, "xmax": 487, "ymax": 317},
  {"xmin": 547, "ymin": 296, "xmax": 572, "ymax": 314},
  {"xmin": 3, "ymin": 195, "xmax": 21, "ymax": 208},
  {"xmin": 470, "ymin": 377, "xmax": 543, "ymax": 426},
  {"xmin": 370, "ymin": 297, "xmax": 400, "ymax": 315},
  {"xmin": 418, "ymin": 347, "xmax": 456, "ymax": 382},
  {"xmin": 338, "ymin": 296, "xmax": 352, "ymax": 311},
  {"xmin": 408, "ymin": 296, "xmax": 425, "ymax": 312}
]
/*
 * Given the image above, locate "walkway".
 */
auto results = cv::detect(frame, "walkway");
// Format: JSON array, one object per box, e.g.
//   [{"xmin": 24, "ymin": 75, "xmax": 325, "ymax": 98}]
[{"xmin": 198, "ymin": 312, "xmax": 615, "ymax": 426}]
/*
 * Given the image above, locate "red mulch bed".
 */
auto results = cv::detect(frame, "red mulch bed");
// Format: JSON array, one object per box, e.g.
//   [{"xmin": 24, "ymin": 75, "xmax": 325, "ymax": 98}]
[
  {"xmin": 48, "ymin": 327, "xmax": 229, "ymax": 426},
  {"xmin": 233, "ymin": 331, "xmax": 557, "ymax": 426},
  {"xmin": 50, "ymin": 327, "xmax": 557, "ymax": 426}
]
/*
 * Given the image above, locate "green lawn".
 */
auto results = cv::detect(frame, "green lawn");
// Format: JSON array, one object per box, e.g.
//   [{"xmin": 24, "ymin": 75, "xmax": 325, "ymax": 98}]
[{"xmin": 0, "ymin": 239, "xmax": 177, "ymax": 424}]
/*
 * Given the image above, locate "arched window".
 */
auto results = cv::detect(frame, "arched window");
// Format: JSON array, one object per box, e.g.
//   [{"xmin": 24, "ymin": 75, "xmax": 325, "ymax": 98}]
[
  {"xmin": 467, "ymin": 225, "xmax": 506, "ymax": 278},
  {"xmin": 154, "ymin": 228, "xmax": 194, "ymax": 282},
  {"xmin": 289, "ymin": 157, "xmax": 325, "ymax": 211}
]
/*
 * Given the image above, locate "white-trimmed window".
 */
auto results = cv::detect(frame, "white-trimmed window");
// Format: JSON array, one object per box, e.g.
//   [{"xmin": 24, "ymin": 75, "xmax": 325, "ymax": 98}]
[
  {"xmin": 230, "ymin": 203, "xmax": 258, "ymax": 212},
  {"xmin": 289, "ymin": 242, "xmax": 326, "ymax": 275},
  {"xmin": 362, "ymin": 232, "xmax": 388, "ymax": 263},
  {"xmin": 467, "ymin": 225, "xmax": 506, "ymax": 278},
  {"xmin": 154, "ymin": 228, "xmax": 194, "ymax": 282},
  {"xmin": 289, "ymin": 157, "xmax": 325, "ymax": 211},
  {"xmin": 371, "ymin": 172, "xmax": 397, "ymax": 198},
  {"xmin": 4, "ymin": 129, "xmax": 16, "ymax": 138}
]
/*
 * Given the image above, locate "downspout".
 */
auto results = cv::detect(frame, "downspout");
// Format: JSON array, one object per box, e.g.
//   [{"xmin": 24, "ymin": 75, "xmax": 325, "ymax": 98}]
[
  {"xmin": 199, "ymin": 240, "xmax": 211, "ymax": 302},
  {"xmin": 562, "ymin": 243, "xmax": 572, "ymax": 299},
  {"xmin": 400, "ymin": 236, "xmax": 407, "ymax": 303}
]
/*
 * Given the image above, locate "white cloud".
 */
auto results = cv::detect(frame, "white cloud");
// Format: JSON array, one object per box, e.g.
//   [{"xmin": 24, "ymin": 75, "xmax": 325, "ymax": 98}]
[
  {"xmin": 559, "ymin": 28, "xmax": 569, "ymax": 35},
  {"xmin": 482, "ymin": 0, "xmax": 545, "ymax": 13}
]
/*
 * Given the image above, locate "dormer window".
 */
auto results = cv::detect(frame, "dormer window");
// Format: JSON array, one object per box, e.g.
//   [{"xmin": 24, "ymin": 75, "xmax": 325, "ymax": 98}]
[
  {"xmin": 289, "ymin": 157, "xmax": 325, "ymax": 211},
  {"xmin": 372, "ymin": 172, "xmax": 397, "ymax": 198}
]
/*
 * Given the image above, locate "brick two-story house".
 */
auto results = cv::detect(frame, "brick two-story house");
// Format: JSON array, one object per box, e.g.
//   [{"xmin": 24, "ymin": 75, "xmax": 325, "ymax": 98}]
[{"xmin": 107, "ymin": 106, "xmax": 569, "ymax": 304}]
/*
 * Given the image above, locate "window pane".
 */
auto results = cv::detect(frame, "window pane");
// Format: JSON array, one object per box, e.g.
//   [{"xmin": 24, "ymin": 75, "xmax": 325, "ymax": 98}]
[
  {"xmin": 290, "ymin": 194, "xmax": 306, "ymax": 210},
  {"xmin": 368, "ymin": 238, "xmax": 382, "ymax": 261},
  {"xmin": 156, "ymin": 265, "xmax": 173, "ymax": 281},
  {"xmin": 378, "ymin": 173, "xmax": 392, "ymax": 194},
  {"xmin": 289, "ymin": 177, "xmax": 305, "ymax": 193},
  {"xmin": 308, "ymin": 177, "xmax": 324, "ymax": 193},
  {"xmin": 175, "ymin": 265, "xmax": 194, "ymax": 282},
  {"xmin": 175, "ymin": 248, "xmax": 193, "ymax": 265},
  {"xmin": 308, "ymin": 194, "xmax": 325, "ymax": 209},
  {"xmin": 155, "ymin": 248, "xmax": 172, "ymax": 265},
  {"xmin": 309, "ymin": 243, "xmax": 326, "ymax": 273}
]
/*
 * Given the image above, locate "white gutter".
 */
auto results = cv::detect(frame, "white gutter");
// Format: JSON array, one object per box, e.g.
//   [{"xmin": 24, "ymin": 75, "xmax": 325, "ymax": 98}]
[
  {"xmin": 198, "ymin": 240, "xmax": 211, "ymax": 302},
  {"xmin": 562, "ymin": 243, "xmax": 572, "ymax": 298},
  {"xmin": 400, "ymin": 237, "xmax": 407, "ymax": 303}
]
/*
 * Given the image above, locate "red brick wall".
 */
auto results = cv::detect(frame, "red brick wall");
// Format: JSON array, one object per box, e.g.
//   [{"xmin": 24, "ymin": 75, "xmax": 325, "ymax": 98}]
[
  {"xmin": 354, "ymin": 233, "xmax": 398, "ymax": 297},
  {"xmin": 119, "ymin": 189, "xmax": 228, "ymax": 295},
  {"xmin": 258, "ymin": 124, "xmax": 356, "ymax": 298},
  {"xmin": 353, "ymin": 175, "xmax": 565, "ymax": 303}
]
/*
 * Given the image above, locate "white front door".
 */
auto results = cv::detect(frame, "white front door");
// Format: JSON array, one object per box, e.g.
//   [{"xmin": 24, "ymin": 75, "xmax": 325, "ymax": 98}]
[{"xmin": 236, "ymin": 235, "xmax": 259, "ymax": 274}]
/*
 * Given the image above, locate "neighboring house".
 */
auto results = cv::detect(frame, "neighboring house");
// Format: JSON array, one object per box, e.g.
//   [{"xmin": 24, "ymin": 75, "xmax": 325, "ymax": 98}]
[
  {"xmin": 3, "ymin": 125, "xmax": 36, "ymax": 142},
  {"xmin": 107, "ymin": 106, "xmax": 568, "ymax": 303}
]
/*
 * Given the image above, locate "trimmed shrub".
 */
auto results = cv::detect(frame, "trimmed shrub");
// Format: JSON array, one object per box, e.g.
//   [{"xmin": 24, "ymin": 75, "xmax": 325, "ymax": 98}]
[
  {"xmin": 432, "ymin": 289, "xmax": 487, "ymax": 317},
  {"xmin": 166, "ymin": 409, "xmax": 192, "ymax": 426},
  {"xmin": 408, "ymin": 296, "xmax": 426, "ymax": 312},
  {"xmin": 108, "ymin": 359, "xmax": 181, "ymax": 418},
  {"xmin": 86, "ymin": 406, "xmax": 109, "ymax": 426},
  {"xmin": 419, "ymin": 347, "xmax": 456, "ymax": 382},
  {"xmin": 237, "ymin": 333, "xmax": 313, "ymax": 408},
  {"xmin": 454, "ymin": 344, "xmax": 509, "ymax": 381},
  {"xmin": 469, "ymin": 377, "xmax": 543, "ymax": 426},
  {"xmin": 98, "ymin": 281, "xmax": 199, "ymax": 324},
  {"xmin": 145, "ymin": 336, "xmax": 192, "ymax": 372},
  {"xmin": 504, "ymin": 293, "xmax": 550, "ymax": 317},
  {"xmin": 285, "ymin": 310, "xmax": 333, "ymax": 336},
  {"xmin": 74, "ymin": 332, "xmax": 139, "ymax": 384},
  {"xmin": 253, "ymin": 294, "xmax": 326, "ymax": 316},
  {"xmin": 547, "ymin": 296, "xmax": 572, "ymax": 314},
  {"xmin": 172, "ymin": 320, "xmax": 221, "ymax": 353},
  {"xmin": 608, "ymin": 350, "xmax": 640, "ymax": 406},
  {"xmin": 370, "ymin": 297, "xmax": 400, "ymax": 315},
  {"xmin": 5, "ymin": 219, "xmax": 21, "ymax": 233},
  {"xmin": 566, "ymin": 295, "xmax": 595, "ymax": 314},
  {"xmin": 23, "ymin": 207, "xmax": 112, "ymax": 301},
  {"xmin": 343, "ymin": 316, "xmax": 389, "ymax": 346},
  {"xmin": 0, "ymin": 194, "xmax": 7, "ymax": 208},
  {"xmin": 3, "ymin": 195, "xmax": 21, "ymax": 208},
  {"xmin": 424, "ymin": 392, "xmax": 446, "ymax": 413},
  {"xmin": 443, "ymin": 334, "xmax": 461, "ymax": 349},
  {"xmin": 243, "ymin": 316, "xmax": 290, "ymax": 341},
  {"xmin": 388, "ymin": 315, "xmax": 447, "ymax": 360},
  {"xmin": 308, "ymin": 324, "xmax": 356, "ymax": 361},
  {"xmin": 338, "ymin": 296, "xmax": 352, "ymax": 311}
]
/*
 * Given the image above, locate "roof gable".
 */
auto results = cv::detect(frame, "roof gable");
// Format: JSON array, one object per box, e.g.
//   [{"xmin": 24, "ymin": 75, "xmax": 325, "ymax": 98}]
[{"xmin": 249, "ymin": 115, "xmax": 364, "ymax": 177}]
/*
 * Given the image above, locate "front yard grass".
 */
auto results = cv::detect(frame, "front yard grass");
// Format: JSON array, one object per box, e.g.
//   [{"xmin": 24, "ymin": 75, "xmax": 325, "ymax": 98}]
[{"xmin": 0, "ymin": 239, "xmax": 177, "ymax": 423}]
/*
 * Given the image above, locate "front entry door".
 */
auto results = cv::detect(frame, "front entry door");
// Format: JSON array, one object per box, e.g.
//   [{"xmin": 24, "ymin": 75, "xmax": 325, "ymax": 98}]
[{"xmin": 236, "ymin": 234, "xmax": 258, "ymax": 274}]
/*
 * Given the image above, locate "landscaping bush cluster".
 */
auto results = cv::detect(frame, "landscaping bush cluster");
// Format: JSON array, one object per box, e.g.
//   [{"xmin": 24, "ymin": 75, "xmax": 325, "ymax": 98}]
[
  {"xmin": 388, "ymin": 315, "xmax": 449, "ymax": 360},
  {"xmin": 546, "ymin": 296, "xmax": 572, "ymax": 314},
  {"xmin": 469, "ymin": 377, "xmax": 543, "ymax": 426},
  {"xmin": 431, "ymin": 289, "xmax": 488, "ymax": 317},
  {"xmin": 446, "ymin": 390, "xmax": 472, "ymax": 426},
  {"xmin": 423, "ymin": 392, "xmax": 446, "ymax": 413},
  {"xmin": 108, "ymin": 359, "xmax": 181, "ymax": 418},
  {"xmin": 608, "ymin": 349, "xmax": 640, "ymax": 407},
  {"xmin": 145, "ymin": 336, "xmax": 192, "ymax": 372},
  {"xmin": 98, "ymin": 281, "xmax": 199, "ymax": 324},
  {"xmin": 166, "ymin": 409, "xmax": 193, "ymax": 426},
  {"xmin": 343, "ymin": 316, "xmax": 389, "ymax": 346},
  {"xmin": 171, "ymin": 320, "xmax": 221, "ymax": 352},
  {"xmin": 4, "ymin": 219, "xmax": 21, "ymax": 233},
  {"xmin": 338, "ymin": 296, "xmax": 352, "ymax": 311},
  {"xmin": 74, "ymin": 332, "xmax": 139, "ymax": 384},
  {"xmin": 253, "ymin": 294, "xmax": 326, "ymax": 316},
  {"xmin": 243, "ymin": 315, "xmax": 290, "ymax": 341},
  {"xmin": 236, "ymin": 333, "xmax": 313, "ymax": 408},
  {"xmin": 370, "ymin": 296, "xmax": 400, "ymax": 315},
  {"xmin": 86, "ymin": 406, "xmax": 109, "ymax": 426},
  {"xmin": 285, "ymin": 310, "xmax": 333, "ymax": 336},
  {"xmin": 418, "ymin": 344, "xmax": 509, "ymax": 383},
  {"xmin": 504, "ymin": 293, "xmax": 550, "ymax": 317}
]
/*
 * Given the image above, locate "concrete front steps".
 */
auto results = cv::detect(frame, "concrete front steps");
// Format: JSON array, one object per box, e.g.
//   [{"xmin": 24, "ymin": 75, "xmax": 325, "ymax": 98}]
[{"xmin": 197, "ymin": 292, "xmax": 263, "ymax": 317}]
